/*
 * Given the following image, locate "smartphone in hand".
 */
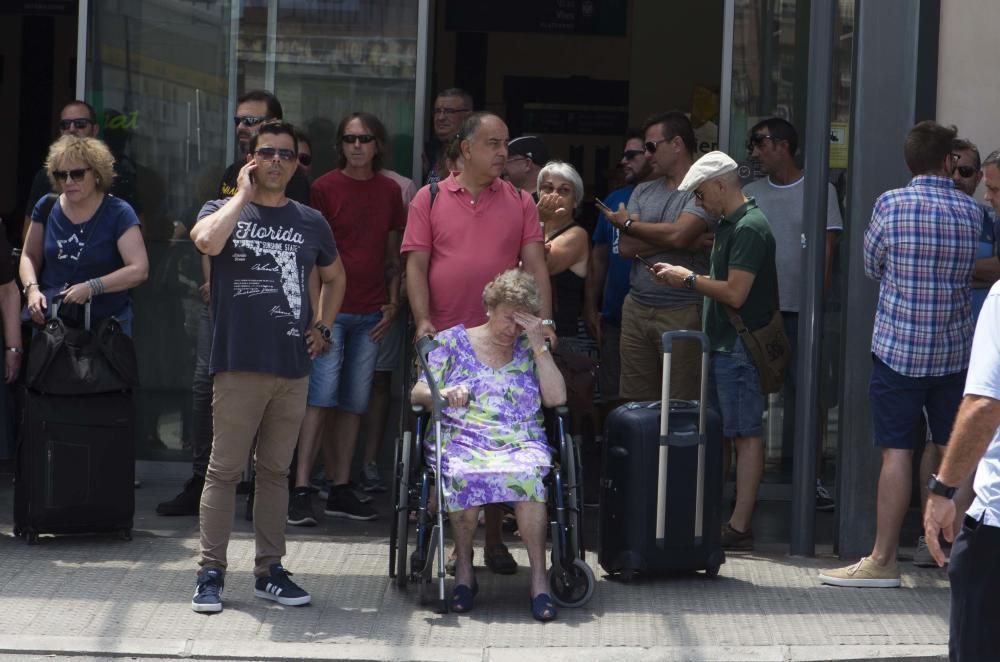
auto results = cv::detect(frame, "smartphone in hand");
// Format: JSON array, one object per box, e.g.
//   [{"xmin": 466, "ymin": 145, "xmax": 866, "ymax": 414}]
[
  {"xmin": 634, "ymin": 254, "xmax": 656, "ymax": 271},
  {"xmin": 594, "ymin": 197, "xmax": 612, "ymax": 213}
]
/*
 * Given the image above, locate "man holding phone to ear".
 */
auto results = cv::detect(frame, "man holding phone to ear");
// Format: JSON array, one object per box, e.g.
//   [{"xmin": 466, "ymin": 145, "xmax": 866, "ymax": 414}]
[{"xmin": 599, "ymin": 111, "xmax": 716, "ymax": 403}]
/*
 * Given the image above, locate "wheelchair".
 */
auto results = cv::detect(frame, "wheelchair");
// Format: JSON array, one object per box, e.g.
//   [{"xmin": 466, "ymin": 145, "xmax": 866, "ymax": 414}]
[{"xmin": 387, "ymin": 336, "xmax": 595, "ymax": 613}]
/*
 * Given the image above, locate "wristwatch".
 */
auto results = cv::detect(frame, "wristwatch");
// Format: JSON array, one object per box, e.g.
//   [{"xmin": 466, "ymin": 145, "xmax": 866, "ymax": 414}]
[
  {"xmin": 313, "ymin": 322, "xmax": 332, "ymax": 342},
  {"xmin": 5, "ymin": 347, "xmax": 22, "ymax": 354},
  {"xmin": 927, "ymin": 474, "xmax": 957, "ymax": 499},
  {"xmin": 622, "ymin": 218, "xmax": 634, "ymax": 234},
  {"xmin": 683, "ymin": 271, "xmax": 698, "ymax": 290},
  {"xmin": 541, "ymin": 319, "xmax": 557, "ymax": 333}
]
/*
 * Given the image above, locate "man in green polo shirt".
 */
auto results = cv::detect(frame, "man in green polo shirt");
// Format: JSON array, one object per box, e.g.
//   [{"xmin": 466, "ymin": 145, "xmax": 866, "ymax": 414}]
[{"xmin": 652, "ymin": 151, "xmax": 778, "ymax": 551}]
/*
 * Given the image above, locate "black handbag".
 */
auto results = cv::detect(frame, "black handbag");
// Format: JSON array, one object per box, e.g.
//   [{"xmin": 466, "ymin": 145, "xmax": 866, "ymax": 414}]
[{"xmin": 25, "ymin": 300, "xmax": 139, "ymax": 395}]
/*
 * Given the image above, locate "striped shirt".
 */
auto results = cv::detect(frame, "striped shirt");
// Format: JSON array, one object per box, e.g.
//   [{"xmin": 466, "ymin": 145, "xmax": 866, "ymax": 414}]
[{"xmin": 864, "ymin": 175, "xmax": 982, "ymax": 377}]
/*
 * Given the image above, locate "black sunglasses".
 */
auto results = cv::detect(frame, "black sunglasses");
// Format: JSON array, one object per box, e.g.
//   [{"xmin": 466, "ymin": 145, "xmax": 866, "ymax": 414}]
[
  {"xmin": 59, "ymin": 118, "xmax": 94, "ymax": 131},
  {"xmin": 255, "ymin": 147, "xmax": 297, "ymax": 161},
  {"xmin": 341, "ymin": 134, "xmax": 376, "ymax": 144},
  {"xmin": 622, "ymin": 149, "xmax": 645, "ymax": 161},
  {"xmin": 955, "ymin": 165, "xmax": 978, "ymax": 178},
  {"xmin": 52, "ymin": 167, "xmax": 92, "ymax": 182},
  {"xmin": 693, "ymin": 189, "xmax": 705, "ymax": 201},
  {"xmin": 298, "ymin": 153, "xmax": 313, "ymax": 166},
  {"xmin": 233, "ymin": 115, "xmax": 267, "ymax": 127},
  {"xmin": 645, "ymin": 138, "xmax": 669, "ymax": 154},
  {"xmin": 747, "ymin": 134, "xmax": 774, "ymax": 150}
]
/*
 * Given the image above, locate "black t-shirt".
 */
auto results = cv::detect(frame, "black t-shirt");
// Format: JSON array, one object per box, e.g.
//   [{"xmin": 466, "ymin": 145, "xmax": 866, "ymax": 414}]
[
  {"xmin": 218, "ymin": 161, "xmax": 311, "ymax": 205},
  {"xmin": 197, "ymin": 198, "xmax": 338, "ymax": 378}
]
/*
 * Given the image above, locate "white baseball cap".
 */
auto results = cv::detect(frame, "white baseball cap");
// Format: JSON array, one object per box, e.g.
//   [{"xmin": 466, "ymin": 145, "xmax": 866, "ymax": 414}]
[{"xmin": 678, "ymin": 151, "xmax": 739, "ymax": 192}]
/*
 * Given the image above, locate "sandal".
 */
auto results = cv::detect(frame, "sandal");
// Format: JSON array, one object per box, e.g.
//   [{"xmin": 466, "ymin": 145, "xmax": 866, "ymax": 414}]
[
  {"xmin": 530, "ymin": 592, "xmax": 557, "ymax": 622},
  {"xmin": 451, "ymin": 581, "xmax": 478, "ymax": 613},
  {"xmin": 484, "ymin": 543, "xmax": 518, "ymax": 575}
]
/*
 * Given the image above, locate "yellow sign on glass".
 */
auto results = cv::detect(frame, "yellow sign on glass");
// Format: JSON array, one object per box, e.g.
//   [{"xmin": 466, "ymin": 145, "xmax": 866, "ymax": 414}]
[{"xmin": 830, "ymin": 122, "xmax": 849, "ymax": 169}]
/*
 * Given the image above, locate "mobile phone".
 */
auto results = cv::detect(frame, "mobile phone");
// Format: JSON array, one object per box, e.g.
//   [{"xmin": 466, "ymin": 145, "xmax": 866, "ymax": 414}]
[
  {"xmin": 594, "ymin": 197, "xmax": 612, "ymax": 213},
  {"xmin": 249, "ymin": 170, "xmax": 256, "ymax": 185},
  {"xmin": 634, "ymin": 254, "xmax": 655, "ymax": 270}
]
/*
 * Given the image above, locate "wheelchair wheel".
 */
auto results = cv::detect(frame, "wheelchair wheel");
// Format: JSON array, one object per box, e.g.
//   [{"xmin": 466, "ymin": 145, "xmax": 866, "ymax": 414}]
[
  {"xmin": 394, "ymin": 431, "xmax": 413, "ymax": 587},
  {"xmin": 547, "ymin": 557, "xmax": 595, "ymax": 608}
]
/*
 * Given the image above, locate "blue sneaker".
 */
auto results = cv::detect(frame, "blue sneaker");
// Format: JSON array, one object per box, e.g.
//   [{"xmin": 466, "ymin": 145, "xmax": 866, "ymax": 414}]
[
  {"xmin": 253, "ymin": 564, "xmax": 311, "ymax": 606},
  {"xmin": 191, "ymin": 568, "xmax": 224, "ymax": 613}
]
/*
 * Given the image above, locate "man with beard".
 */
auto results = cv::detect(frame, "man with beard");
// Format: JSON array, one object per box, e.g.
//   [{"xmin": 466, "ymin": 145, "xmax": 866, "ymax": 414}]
[{"xmin": 584, "ymin": 129, "xmax": 658, "ymax": 410}]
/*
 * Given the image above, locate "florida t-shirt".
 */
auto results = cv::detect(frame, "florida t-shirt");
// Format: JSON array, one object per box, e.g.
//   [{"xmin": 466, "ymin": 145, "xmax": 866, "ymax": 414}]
[{"xmin": 197, "ymin": 198, "xmax": 338, "ymax": 378}]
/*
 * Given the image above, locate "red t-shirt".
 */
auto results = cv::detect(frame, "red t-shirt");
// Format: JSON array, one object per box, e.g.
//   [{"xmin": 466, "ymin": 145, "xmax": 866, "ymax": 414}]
[
  {"xmin": 310, "ymin": 170, "xmax": 404, "ymax": 314},
  {"xmin": 401, "ymin": 174, "xmax": 543, "ymax": 330}
]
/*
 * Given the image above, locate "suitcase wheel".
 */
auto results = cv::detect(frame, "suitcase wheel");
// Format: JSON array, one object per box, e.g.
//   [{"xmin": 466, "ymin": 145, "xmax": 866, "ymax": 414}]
[
  {"xmin": 26, "ymin": 532, "xmax": 39, "ymax": 545},
  {"xmin": 705, "ymin": 561, "xmax": 721, "ymax": 578},
  {"xmin": 12, "ymin": 525, "xmax": 22, "ymax": 538}
]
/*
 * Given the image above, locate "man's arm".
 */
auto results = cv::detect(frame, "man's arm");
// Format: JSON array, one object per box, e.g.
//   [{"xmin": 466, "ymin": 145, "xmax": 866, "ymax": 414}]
[
  {"xmin": 971, "ymin": 255, "xmax": 1000, "ymax": 287},
  {"xmin": 370, "ymin": 229, "xmax": 402, "ymax": 342},
  {"xmin": 584, "ymin": 243, "xmax": 609, "ymax": 342},
  {"xmin": 862, "ymin": 205, "xmax": 886, "ymax": 280},
  {"xmin": 191, "ymin": 162, "xmax": 255, "ymax": 255},
  {"xmin": 654, "ymin": 263, "xmax": 756, "ymax": 309},
  {"xmin": 304, "ymin": 255, "xmax": 346, "ymax": 359},
  {"xmin": 923, "ymin": 394, "xmax": 1000, "ymax": 565},
  {"xmin": 520, "ymin": 240, "xmax": 554, "ymax": 322},
  {"xmin": 0, "ymin": 281, "xmax": 21, "ymax": 383},
  {"xmin": 406, "ymin": 250, "xmax": 434, "ymax": 338}
]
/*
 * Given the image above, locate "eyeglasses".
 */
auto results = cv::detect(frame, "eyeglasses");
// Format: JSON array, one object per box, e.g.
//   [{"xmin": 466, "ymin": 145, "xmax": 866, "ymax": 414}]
[
  {"xmin": 622, "ymin": 149, "xmax": 645, "ymax": 161},
  {"xmin": 255, "ymin": 147, "xmax": 297, "ymax": 161},
  {"xmin": 298, "ymin": 153, "xmax": 312, "ymax": 166},
  {"xmin": 693, "ymin": 189, "xmax": 705, "ymax": 201},
  {"xmin": 645, "ymin": 138, "xmax": 669, "ymax": 154},
  {"xmin": 341, "ymin": 134, "xmax": 376, "ymax": 145},
  {"xmin": 59, "ymin": 118, "xmax": 94, "ymax": 131},
  {"xmin": 433, "ymin": 107, "xmax": 470, "ymax": 116},
  {"xmin": 747, "ymin": 134, "xmax": 774, "ymax": 150},
  {"xmin": 233, "ymin": 115, "xmax": 267, "ymax": 127},
  {"xmin": 52, "ymin": 167, "xmax": 92, "ymax": 182}
]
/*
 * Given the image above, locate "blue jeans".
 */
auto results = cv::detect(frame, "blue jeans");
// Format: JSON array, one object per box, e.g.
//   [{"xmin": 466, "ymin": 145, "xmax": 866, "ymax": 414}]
[
  {"xmin": 709, "ymin": 338, "xmax": 764, "ymax": 438},
  {"xmin": 306, "ymin": 311, "xmax": 382, "ymax": 413}
]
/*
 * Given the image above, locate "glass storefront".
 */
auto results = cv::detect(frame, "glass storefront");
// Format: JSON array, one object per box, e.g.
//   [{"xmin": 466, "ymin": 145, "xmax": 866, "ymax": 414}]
[
  {"xmin": 724, "ymin": 0, "xmax": 856, "ymax": 483},
  {"xmin": 85, "ymin": 0, "xmax": 420, "ymax": 462}
]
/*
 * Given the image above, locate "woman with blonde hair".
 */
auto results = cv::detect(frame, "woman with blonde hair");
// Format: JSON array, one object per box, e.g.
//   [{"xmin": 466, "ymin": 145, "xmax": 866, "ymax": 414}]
[{"xmin": 20, "ymin": 135, "xmax": 148, "ymax": 333}]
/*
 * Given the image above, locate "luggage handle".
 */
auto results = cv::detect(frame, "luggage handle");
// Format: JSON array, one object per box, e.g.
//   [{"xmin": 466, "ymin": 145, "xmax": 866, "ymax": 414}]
[
  {"xmin": 656, "ymin": 329, "xmax": 710, "ymax": 547},
  {"xmin": 49, "ymin": 297, "xmax": 92, "ymax": 331}
]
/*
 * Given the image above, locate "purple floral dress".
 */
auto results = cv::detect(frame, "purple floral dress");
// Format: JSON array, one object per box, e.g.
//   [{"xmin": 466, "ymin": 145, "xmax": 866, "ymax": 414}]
[{"xmin": 422, "ymin": 325, "xmax": 552, "ymax": 512}]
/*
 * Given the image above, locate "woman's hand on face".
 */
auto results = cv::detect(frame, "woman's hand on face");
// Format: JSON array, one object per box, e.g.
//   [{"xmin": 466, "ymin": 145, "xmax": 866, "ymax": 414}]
[
  {"xmin": 536, "ymin": 192, "xmax": 568, "ymax": 223},
  {"xmin": 26, "ymin": 289, "xmax": 47, "ymax": 325},
  {"xmin": 441, "ymin": 384, "xmax": 470, "ymax": 408},
  {"xmin": 513, "ymin": 311, "xmax": 547, "ymax": 352},
  {"xmin": 60, "ymin": 282, "xmax": 92, "ymax": 305}
]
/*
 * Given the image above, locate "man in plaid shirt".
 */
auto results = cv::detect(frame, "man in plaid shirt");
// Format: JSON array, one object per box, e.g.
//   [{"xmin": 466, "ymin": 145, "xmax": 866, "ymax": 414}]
[{"xmin": 820, "ymin": 121, "xmax": 982, "ymax": 588}]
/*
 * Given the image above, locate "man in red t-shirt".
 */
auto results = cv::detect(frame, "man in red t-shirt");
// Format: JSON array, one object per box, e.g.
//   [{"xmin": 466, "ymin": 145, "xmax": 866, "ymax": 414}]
[
  {"xmin": 288, "ymin": 112, "xmax": 405, "ymax": 525},
  {"xmin": 402, "ymin": 111, "xmax": 555, "ymax": 575}
]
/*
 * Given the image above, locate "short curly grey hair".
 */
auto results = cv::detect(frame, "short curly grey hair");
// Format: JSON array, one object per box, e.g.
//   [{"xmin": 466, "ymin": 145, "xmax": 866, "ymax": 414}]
[
  {"xmin": 482, "ymin": 269, "xmax": 541, "ymax": 315},
  {"xmin": 46, "ymin": 135, "xmax": 116, "ymax": 192}
]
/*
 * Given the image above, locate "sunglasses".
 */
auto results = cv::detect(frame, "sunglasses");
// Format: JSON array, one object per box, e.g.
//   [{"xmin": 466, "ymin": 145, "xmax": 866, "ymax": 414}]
[
  {"xmin": 59, "ymin": 118, "xmax": 94, "ymax": 131},
  {"xmin": 341, "ymin": 134, "xmax": 376, "ymax": 144},
  {"xmin": 645, "ymin": 138, "xmax": 669, "ymax": 154},
  {"xmin": 298, "ymin": 153, "xmax": 312, "ymax": 166},
  {"xmin": 747, "ymin": 134, "xmax": 774, "ymax": 150},
  {"xmin": 955, "ymin": 165, "xmax": 978, "ymax": 178},
  {"xmin": 255, "ymin": 147, "xmax": 297, "ymax": 161},
  {"xmin": 433, "ymin": 107, "xmax": 470, "ymax": 116},
  {"xmin": 52, "ymin": 167, "xmax": 92, "ymax": 182},
  {"xmin": 233, "ymin": 115, "xmax": 267, "ymax": 127},
  {"xmin": 693, "ymin": 189, "xmax": 705, "ymax": 201},
  {"xmin": 622, "ymin": 149, "xmax": 645, "ymax": 161}
]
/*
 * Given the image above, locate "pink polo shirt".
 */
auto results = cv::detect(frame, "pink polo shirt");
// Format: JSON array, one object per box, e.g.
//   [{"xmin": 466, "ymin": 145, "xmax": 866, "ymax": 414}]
[{"xmin": 401, "ymin": 173, "xmax": 543, "ymax": 330}]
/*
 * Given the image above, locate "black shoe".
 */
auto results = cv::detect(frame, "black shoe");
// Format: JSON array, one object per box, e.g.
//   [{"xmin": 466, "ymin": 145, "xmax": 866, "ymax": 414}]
[
  {"xmin": 358, "ymin": 462, "xmax": 388, "ymax": 493},
  {"xmin": 815, "ymin": 480, "xmax": 835, "ymax": 512},
  {"xmin": 324, "ymin": 485, "xmax": 378, "ymax": 521},
  {"xmin": 287, "ymin": 487, "xmax": 318, "ymax": 527},
  {"xmin": 157, "ymin": 475, "xmax": 204, "ymax": 516}
]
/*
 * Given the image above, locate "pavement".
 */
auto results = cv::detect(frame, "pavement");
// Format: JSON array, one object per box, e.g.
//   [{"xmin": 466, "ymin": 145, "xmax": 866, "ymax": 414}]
[{"xmin": 0, "ymin": 476, "xmax": 951, "ymax": 662}]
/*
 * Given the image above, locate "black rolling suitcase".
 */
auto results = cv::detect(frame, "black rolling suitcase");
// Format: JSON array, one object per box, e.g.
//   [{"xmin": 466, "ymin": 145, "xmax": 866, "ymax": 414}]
[
  {"xmin": 13, "ymin": 301, "xmax": 137, "ymax": 544},
  {"xmin": 598, "ymin": 329, "xmax": 725, "ymax": 580}
]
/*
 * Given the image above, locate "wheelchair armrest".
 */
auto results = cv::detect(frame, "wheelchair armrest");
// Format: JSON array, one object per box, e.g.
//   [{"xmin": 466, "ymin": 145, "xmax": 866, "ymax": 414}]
[{"xmin": 411, "ymin": 404, "xmax": 426, "ymax": 415}]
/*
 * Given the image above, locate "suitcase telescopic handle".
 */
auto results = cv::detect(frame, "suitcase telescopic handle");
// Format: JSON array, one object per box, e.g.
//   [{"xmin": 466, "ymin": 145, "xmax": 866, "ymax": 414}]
[{"xmin": 49, "ymin": 297, "xmax": 92, "ymax": 330}]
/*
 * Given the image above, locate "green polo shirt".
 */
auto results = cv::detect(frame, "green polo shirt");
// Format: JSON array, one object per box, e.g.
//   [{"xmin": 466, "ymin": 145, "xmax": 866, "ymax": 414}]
[{"xmin": 703, "ymin": 198, "xmax": 779, "ymax": 352}]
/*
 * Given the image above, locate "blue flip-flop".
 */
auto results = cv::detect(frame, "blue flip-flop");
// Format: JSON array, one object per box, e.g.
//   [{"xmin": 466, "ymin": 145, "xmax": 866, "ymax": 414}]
[
  {"xmin": 530, "ymin": 592, "xmax": 557, "ymax": 622},
  {"xmin": 451, "ymin": 581, "xmax": 479, "ymax": 613}
]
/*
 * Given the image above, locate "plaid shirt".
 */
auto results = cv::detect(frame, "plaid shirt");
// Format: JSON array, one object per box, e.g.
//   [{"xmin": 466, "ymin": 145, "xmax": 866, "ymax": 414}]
[{"xmin": 864, "ymin": 175, "xmax": 982, "ymax": 376}]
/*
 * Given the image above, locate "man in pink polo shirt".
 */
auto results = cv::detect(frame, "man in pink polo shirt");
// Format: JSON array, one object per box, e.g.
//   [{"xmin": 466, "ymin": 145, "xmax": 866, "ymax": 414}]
[{"xmin": 402, "ymin": 111, "xmax": 555, "ymax": 576}]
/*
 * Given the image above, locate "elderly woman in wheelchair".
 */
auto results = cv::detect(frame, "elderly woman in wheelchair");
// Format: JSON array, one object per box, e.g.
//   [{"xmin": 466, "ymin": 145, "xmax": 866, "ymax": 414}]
[{"xmin": 409, "ymin": 269, "xmax": 569, "ymax": 621}]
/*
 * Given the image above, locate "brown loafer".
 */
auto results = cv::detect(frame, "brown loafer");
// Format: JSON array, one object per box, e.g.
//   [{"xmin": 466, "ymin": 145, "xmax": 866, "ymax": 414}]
[{"xmin": 484, "ymin": 543, "xmax": 518, "ymax": 575}]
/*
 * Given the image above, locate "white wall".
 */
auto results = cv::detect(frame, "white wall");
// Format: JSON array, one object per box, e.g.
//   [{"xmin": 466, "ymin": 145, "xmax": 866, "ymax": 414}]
[{"xmin": 937, "ymin": 0, "xmax": 1000, "ymax": 198}]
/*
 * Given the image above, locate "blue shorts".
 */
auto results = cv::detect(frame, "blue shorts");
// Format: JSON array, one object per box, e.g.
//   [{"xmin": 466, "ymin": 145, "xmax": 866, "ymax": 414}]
[
  {"xmin": 709, "ymin": 338, "xmax": 764, "ymax": 438},
  {"xmin": 306, "ymin": 311, "xmax": 382, "ymax": 413},
  {"xmin": 868, "ymin": 355, "xmax": 964, "ymax": 449}
]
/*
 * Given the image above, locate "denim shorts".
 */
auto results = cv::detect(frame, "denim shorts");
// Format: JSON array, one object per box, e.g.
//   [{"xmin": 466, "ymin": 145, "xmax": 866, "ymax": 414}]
[
  {"xmin": 868, "ymin": 355, "xmax": 964, "ymax": 449},
  {"xmin": 306, "ymin": 311, "xmax": 382, "ymax": 412},
  {"xmin": 709, "ymin": 338, "xmax": 764, "ymax": 438}
]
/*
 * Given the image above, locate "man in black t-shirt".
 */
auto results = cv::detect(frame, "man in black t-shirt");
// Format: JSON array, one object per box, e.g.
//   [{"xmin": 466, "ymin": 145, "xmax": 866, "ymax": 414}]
[{"xmin": 188, "ymin": 120, "xmax": 346, "ymax": 613}]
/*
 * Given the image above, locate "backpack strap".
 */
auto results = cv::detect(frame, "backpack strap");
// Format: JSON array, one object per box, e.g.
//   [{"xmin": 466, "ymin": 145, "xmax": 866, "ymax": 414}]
[
  {"xmin": 37, "ymin": 193, "xmax": 58, "ymax": 225},
  {"xmin": 429, "ymin": 181, "xmax": 439, "ymax": 209}
]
